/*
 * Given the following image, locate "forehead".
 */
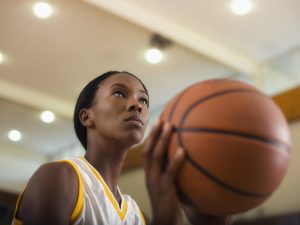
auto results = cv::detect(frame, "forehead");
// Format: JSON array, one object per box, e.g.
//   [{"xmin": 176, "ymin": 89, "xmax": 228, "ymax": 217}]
[{"xmin": 98, "ymin": 73, "xmax": 146, "ymax": 92}]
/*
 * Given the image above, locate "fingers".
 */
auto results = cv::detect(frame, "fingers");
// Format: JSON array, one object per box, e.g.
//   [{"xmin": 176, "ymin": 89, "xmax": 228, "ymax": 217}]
[
  {"xmin": 142, "ymin": 119, "xmax": 162, "ymax": 171},
  {"xmin": 151, "ymin": 122, "xmax": 173, "ymax": 174},
  {"xmin": 142, "ymin": 119, "xmax": 185, "ymax": 185},
  {"xmin": 142, "ymin": 120, "xmax": 173, "ymax": 173},
  {"xmin": 166, "ymin": 147, "xmax": 185, "ymax": 181}
]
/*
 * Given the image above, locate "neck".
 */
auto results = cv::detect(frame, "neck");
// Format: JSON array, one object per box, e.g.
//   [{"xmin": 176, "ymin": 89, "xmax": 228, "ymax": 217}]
[{"xmin": 84, "ymin": 137, "xmax": 129, "ymax": 202}]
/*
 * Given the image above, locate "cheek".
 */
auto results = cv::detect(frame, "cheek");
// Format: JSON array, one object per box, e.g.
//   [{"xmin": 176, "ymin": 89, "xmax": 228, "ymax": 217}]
[{"xmin": 93, "ymin": 103, "xmax": 123, "ymax": 126}]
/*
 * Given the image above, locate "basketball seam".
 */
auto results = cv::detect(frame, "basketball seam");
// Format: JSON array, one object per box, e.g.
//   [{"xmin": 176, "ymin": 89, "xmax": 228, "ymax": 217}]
[
  {"xmin": 178, "ymin": 127, "xmax": 289, "ymax": 153},
  {"xmin": 178, "ymin": 89, "xmax": 288, "ymax": 151},
  {"xmin": 166, "ymin": 83, "xmax": 198, "ymax": 122},
  {"xmin": 185, "ymin": 153, "xmax": 271, "ymax": 198}
]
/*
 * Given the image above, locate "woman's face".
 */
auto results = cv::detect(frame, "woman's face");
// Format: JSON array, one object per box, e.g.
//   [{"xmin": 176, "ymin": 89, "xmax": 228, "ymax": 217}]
[{"xmin": 89, "ymin": 73, "xmax": 150, "ymax": 146}]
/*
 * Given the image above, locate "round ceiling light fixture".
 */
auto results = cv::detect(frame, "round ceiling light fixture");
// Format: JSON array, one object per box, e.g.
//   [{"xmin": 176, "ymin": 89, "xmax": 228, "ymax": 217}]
[
  {"xmin": 33, "ymin": 2, "xmax": 53, "ymax": 19},
  {"xmin": 8, "ymin": 130, "xmax": 22, "ymax": 142},
  {"xmin": 145, "ymin": 48, "xmax": 163, "ymax": 64},
  {"xmin": 231, "ymin": 0, "xmax": 253, "ymax": 15},
  {"xmin": 144, "ymin": 34, "xmax": 172, "ymax": 64},
  {"xmin": 41, "ymin": 110, "xmax": 55, "ymax": 123}
]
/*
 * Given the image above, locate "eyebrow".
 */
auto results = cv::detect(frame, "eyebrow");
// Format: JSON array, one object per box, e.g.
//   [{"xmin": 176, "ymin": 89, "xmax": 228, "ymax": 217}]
[{"xmin": 110, "ymin": 83, "xmax": 148, "ymax": 96}]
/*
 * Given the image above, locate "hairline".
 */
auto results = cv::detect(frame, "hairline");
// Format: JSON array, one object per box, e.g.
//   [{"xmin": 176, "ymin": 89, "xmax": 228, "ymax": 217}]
[{"xmin": 95, "ymin": 72, "xmax": 149, "ymax": 97}]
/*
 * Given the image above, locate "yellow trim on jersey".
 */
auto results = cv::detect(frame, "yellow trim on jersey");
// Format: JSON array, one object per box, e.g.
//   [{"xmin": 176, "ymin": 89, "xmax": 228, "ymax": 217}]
[
  {"xmin": 59, "ymin": 160, "xmax": 84, "ymax": 223},
  {"xmin": 11, "ymin": 188, "xmax": 26, "ymax": 225},
  {"xmin": 139, "ymin": 208, "xmax": 147, "ymax": 225},
  {"xmin": 11, "ymin": 218, "xmax": 22, "ymax": 225},
  {"xmin": 80, "ymin": 156, "xmax": 128, "ymax": 221}
]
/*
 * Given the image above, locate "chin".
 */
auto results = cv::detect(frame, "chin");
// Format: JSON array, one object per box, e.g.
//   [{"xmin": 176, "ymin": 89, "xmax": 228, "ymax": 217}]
[
  {"xmin": 130, "ymin": 135, "xmax": 144, "ymax": 145},
  {"xmin": 116, "ymin": 127, "xmax": 145, "ymax": 148},
  {"xmin": 124, "ymin": 133, "xmax": 144, "ymax": 147}
]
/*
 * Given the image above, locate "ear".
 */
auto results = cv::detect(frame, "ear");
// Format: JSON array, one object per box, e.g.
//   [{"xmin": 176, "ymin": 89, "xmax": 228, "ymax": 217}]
[{"xmin": 79, "ymin": 108, "xmax": 94, "ymax": 127}]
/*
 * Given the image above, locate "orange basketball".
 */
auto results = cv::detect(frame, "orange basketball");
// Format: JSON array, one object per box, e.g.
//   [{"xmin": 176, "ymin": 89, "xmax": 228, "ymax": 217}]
[{"xmin": 160, "ymin": 79, "xmax": 291, "ymax": 215}]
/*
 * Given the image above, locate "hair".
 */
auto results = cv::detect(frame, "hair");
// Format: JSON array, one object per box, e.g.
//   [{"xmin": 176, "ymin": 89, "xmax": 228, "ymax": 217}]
[{"xmin": 74, "ymin": 71, "xmax": 148, "ymax": 149}]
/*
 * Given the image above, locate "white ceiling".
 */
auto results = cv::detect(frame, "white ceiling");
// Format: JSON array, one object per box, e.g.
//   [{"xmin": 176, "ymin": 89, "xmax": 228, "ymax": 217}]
[
  {"xmin": 124, "ymin": 0, "xmax": 300, "ymax": 61},
  {"xmin": 0, "ymin": 0, "xmax": 300, "ymax": 193}
]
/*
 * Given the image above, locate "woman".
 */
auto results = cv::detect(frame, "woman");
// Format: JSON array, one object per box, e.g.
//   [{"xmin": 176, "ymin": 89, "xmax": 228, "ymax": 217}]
[{"xmin": 12, "ymin": 71, "xmax": 230, "ymax": 225}]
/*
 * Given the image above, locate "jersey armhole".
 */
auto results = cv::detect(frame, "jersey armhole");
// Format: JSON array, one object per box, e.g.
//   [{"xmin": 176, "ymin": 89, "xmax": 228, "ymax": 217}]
[
  {"xmin": 59, "ymin": 160, "xmax": 84, "ymax": 223},
  {"xmin": 11, "ymin": 188, "xmax": 26, "ymax": 225}
]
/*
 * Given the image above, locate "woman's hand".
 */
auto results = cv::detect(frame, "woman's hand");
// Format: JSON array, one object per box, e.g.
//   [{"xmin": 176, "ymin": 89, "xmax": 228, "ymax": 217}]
[{"xmin": 142, "ymin": 120, "xmax": 185, "ymax": 225}]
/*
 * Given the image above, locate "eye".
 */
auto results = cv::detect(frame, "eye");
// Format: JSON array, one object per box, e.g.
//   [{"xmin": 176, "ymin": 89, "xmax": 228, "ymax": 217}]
[
  {"xmin": 139, "ymin": 97, "xmax": 149, "ymax": 106},
  {"xmin": 113, "ymin": 91, "xmax": 125, "ymax": 98}
]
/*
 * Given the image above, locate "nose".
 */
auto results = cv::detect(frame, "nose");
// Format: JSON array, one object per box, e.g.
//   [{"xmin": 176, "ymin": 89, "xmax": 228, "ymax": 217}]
[{"xmin": 127, "ymin": 98, "xmax": 142, "ymax": 113}]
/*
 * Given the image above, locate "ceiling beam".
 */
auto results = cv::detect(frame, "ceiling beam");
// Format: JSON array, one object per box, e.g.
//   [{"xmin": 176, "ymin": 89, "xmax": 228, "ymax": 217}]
[
  {"xmin": 86, "ymin": 0, "xmax": 260, "ymax": 76},
  {"xmin": 0, "ymin": 79, "xmax": 73, "ymax": 119}
]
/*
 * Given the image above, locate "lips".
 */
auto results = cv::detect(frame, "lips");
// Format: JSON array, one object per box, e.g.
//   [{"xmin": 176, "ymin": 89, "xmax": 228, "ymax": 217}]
[{"xmin": 124, "ymin": 115, "xmax": 144, "ymax": 126}]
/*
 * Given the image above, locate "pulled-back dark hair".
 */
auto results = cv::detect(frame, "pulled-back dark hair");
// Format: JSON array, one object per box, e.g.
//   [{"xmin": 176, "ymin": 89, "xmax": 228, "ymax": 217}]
[{"xmin": 74, "ymin": 71, "xmax": 148, "ymax": 149}]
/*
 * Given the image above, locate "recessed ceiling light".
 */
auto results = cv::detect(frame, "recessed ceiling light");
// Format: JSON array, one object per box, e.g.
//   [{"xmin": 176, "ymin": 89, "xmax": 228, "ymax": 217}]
[
  {"xmin": 8, "ymin": 130, "xmax": 22, "ymax": 142},
  {"xmin": 231, "ymin": 0, "xmax": 253, "ymax": 15},
  {"xmin": 41, "ymin": 110, "xmax": 55, "ymax": 123},
  {"xmin": 33, "ymin": 2, "xmax": 53, "ymax": 19},
  {"xmin": 0, "ymin": 52, "xmax": 4, "ymax": 64},
  {"xmin": 145, "ymin": 48, "xmax": 163, "ymax": 64}
]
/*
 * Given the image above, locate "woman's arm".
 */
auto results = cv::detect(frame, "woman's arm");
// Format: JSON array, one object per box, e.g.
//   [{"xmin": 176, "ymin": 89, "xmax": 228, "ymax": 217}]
[{"xmin": 17, "ymin": 162, "xmax": 78, "ymax": 225}]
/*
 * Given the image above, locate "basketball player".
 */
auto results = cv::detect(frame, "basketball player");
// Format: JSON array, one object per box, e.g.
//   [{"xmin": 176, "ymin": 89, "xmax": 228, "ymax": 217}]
[{"xmin": 12, "ymin": 71, "xmax": 230, "ymax": 225}]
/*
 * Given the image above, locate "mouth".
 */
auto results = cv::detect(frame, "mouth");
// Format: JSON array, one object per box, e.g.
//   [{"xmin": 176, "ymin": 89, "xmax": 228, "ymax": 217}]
[{"xmin": 124, "ymin": 115, "xmax": 144, "ymax": 126}]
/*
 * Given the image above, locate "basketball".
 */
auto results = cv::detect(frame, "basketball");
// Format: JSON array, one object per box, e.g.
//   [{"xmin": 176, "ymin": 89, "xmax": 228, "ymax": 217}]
[{"xmin": 160, "ymin": 79, "xmax": 291, "ymax": 215}]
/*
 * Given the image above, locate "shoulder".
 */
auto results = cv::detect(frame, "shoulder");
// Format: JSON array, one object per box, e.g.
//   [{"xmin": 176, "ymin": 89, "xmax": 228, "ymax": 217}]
[
  {"xmin": 17, "ymin": 161, "xmax": 79, "ymax": 224},
  {"xmin": 35, "ymin": 160, "xmax": 77, "ymax": 178},
  {"xmin": 25, "ymin": 160, "xmax": 78, "ymax": 196}
]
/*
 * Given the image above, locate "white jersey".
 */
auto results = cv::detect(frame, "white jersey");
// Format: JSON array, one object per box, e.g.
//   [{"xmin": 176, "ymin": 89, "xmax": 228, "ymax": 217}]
[{"xmin": 12, "ymin": 157, "xmax": 146, "ymax": 225}]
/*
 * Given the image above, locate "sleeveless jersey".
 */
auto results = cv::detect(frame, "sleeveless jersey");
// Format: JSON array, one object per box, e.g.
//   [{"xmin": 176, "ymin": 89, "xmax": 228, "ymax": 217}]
[{"xmin": 12, "ymin": 157, "xmax": 146, "ymax": 225}]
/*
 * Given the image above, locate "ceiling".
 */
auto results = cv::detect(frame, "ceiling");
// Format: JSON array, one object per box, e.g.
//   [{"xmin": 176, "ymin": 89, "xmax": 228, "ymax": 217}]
[{"xmin": 0, "ymin": 0, "xmax": 300, "ymax": 193}]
